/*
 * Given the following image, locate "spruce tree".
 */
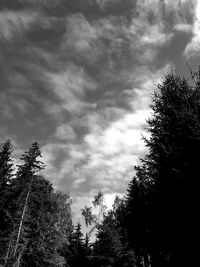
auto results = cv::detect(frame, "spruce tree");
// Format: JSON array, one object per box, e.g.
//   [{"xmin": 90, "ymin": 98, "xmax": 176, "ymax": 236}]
[
  {"xmin": 0, "ymin": 139, "xmax": 13, "ymax": 265},
  {"xmin": 5, "ymin": 142, "xmax": 44, "ymax": 266},
  {"xmin": 64, "ymin": 223, "xmax": 87, "ymax": 267},
  {"xmin": 125, "ymin": 73, "xmax": 200, "ymax": 266},
  {"xmin": 0, "ymin": 141, "xmax": 73, "ymax": 266}
]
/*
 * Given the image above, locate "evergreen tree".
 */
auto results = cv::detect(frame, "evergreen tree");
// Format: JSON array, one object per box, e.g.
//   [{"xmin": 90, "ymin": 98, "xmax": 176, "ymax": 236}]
[
  {"xmin": 20, "ymin": 177, "xmax": 72, "ymax": 267},
  {"xmin": 125, "ymin": 73, "xmax": 200, "ymax": 266},
  {"xmin": 0, "ymin": 141, "xmax": 73, "ymax": 266},
  {"xmin": 92, "ymin": 198, "xmax": 137, "ymax": 267},
  {"xmin": 93, "ymin": 210, "xmax": 123, "ymax": 267},
  {"xmin": 63, "ymin": 223, "xmax": 89, "ymax": 267},
  {"xmin": 2, "ymin": 142, "xmax": 73, "ymax": 267},
  {"xmin": 0, "ymin": 140, "xmax": 13, "ymax": 265},
  {"xmin": 5, "ymin": 142, "xmax": 45, "ymax": 266}
]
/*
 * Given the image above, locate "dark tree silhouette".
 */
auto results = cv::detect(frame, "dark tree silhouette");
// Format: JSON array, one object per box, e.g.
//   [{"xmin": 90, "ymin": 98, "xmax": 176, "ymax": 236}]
[
  {"xmin": 125, "ymin": 73, "xmax": 200, "ymax": 266},
  {"xmin": 0, "ymin": 140, "xmax": 14, "ymax": 265}
]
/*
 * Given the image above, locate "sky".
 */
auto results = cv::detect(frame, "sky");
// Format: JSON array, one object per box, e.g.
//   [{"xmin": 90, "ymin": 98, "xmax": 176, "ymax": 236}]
[{"xmin": 1, "ymin": 0, "xmax": 200, "ymax": 223}]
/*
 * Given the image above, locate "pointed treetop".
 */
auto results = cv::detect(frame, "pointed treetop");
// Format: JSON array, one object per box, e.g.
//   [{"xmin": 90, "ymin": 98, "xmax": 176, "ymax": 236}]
[{"xmin": 17, "ymin": 142, "xmax": 44, "ymax": 178}]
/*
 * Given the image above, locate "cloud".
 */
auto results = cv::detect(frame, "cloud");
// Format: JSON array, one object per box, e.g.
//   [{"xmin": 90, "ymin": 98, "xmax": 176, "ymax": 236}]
[
  {"xmin": 0, "ymin": 0, "xmax": 192, "ymax": 230},
  {"xmin": 42, "ymin": 66, "xmax": 167, "ymax": 198},
  {"xmin": 95, "ymin": 0, "xmax": 121, "ymax": 10},
  {"xmin": 0, "ymin": 92, "xmax": 13, "ymax": 119},
  {"xmin": 0, "ymin": 9, "xmax": 38, "ymax": 41},
  {"xmin": 17, "ymin": 0, "xmax": 64, "ymax": 9},
  {"xmin": 55, "ymin": 124, "xmax": 77, "ymax": 141},
  {"xmin": 41, "ymin": 143, "xmax": 70, "ymax": 188},
  {"xmin": 184, "ymin": 0, "xmax": 200, "ymax": 58},
  {"xmin": 174, "ymin": 23, "xmax": 192, "ymax": 33},
  {"xmin": 84, "ymin": 110, "xmax": 149, "ymax": 157},
  {"xmin": 62, "ymin": 14, "xmax": 97, "ymax": 53},
  {"xmin": 46, "ymin": 63, "xmax": 97, "ymax": 114},
  {"xmin": 41, "ymin": 109, "xmax": 143, "ymax": 195},
  {"xmin": 59, "ymin": 1, "xmax": 176, "ymax": 72},
  {"xmin": 60, "ymin": 13, "xmax": 107, "ymax": 65},
  {"xmin": 125, "ymin": 1, "xmax": 175, "ymax": 64}
]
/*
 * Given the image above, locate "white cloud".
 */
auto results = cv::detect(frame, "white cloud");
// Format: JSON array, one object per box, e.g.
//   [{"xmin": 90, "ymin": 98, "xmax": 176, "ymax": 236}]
[
  {"xmin": 42, "ymin": 66, "xmax": 169, "ymax": 197},
  {"xmin": 46, "ymin": 64, "xmax": 97, "ymax": 114},
  {"xmin": 158, "ymin": 0, "xmax": 195, "ymax": 34},
  {"xmin": 174, "ymin": 23, "xmax": 192, "ymax": 32},
  {"xmin": 84, "ymin": 109, "xmax": 150, "ymax": 156},
  {"xmin": 184, "ymin": 0, "xmax": 200, "ymax": 58},
  {"xmin": 55, "ymin": 124, "xmax": 76, "ymax": 140},
  {"xmin": 126, "ymin": 65, "xmax": 171, "ymax": 111},
  {"xmin": 60, "ymin": 2, "xmax": 175, "ymax": 67},
  {"xmin": 0, "ymin": 9, "xmax": 38, "ymax": 40},
  {"xmin": 41, "ymin": 143, "xmax": 63, "ymax": 182},
  {"xmin": 79, "ymin": 106, "xmax": 150, "ymax": 192},
  {"xmin": 61, "ymin": 14, "xmax": 129, "ymax": 66},
  {"xmin": 125, "ymin": 1, "xmax": 174, "ymax": 63},
  {"xmin": 41, "ymin": 142, "xmax": 88, "ymax": 190},
  {"xmin": 62, "ymin": 14, "xmax": 97, "ymax": 53},
  {"xmin": 140, "ymin": 25, "xmax": 173, "ymax": 46},
  {"xmin": 41, "ymin": 107, "xmax": 144, "ymax": 194}
]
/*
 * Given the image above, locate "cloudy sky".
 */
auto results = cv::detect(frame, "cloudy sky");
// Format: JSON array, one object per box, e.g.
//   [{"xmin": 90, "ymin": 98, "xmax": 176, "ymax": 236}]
[{"xmin": 0, "ymin": 0, "xmax": 200, "ymax": 221}]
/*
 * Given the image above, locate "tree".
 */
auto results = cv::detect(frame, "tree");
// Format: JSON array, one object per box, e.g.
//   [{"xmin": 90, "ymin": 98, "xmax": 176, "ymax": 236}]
[
  {"xmin": 20, "ymin": 177, "xmax": 72, "ymax": 267},
  {"xmin": 0, "ymin": 140, "xmax": 14, "ymax": 265},
  {"xmin": 81, "ymin": 193, "xmax": 135, "ymax": 267},
  {"xmin": 5, "ymin": 142, "xmax": 45, "ymax": 266},
  {"xmin": 125, "ymin": 173, "xmax": 153, "ymax": 266},
  {"xmin": 0, "ymin": 140, "xmax": 13, "ymax": 190},
  {"xmin": 125, "ymin": 72, "xmax": 200, "ymax": 266},
  {"xmin": 93, "ymin": 210, "xmax": 123, "ymax": 267},
  {"xmin": 147, "ymin": 73, "xmax": 200, "ymax": 266},
  {"xmin": 81, "ymin": 206, "xmax": 93, "ymax": 227},
  {"xmin": 93, "ymin": 198, "xmax": 138, "ymax": 267},
  {"xmin": 62, "ymin": 223, "xmax": 90, "ymax": 267},
  {"xmin": 3, "ymin": 142, "xmax": 73, "ymax": 267}
]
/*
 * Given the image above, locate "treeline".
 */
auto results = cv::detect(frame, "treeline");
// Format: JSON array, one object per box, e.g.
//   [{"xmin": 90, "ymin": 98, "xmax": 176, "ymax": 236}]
[{"xmin": 1, "ymin": 71, "xmax": 200, "ymax": 266}]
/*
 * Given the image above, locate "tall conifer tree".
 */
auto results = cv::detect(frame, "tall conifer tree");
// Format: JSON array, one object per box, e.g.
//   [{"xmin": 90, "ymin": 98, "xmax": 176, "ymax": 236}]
[
  {"xmin": 125, "ymin": 73, "xmax": 200, "ymax": 266},
  {"xmin": 6, "ymin": 142, "xmax": 44, "ymax": 266},
  {"xmin": 0, "ymin": 140, "xmax": 13, "ymax": 264}
]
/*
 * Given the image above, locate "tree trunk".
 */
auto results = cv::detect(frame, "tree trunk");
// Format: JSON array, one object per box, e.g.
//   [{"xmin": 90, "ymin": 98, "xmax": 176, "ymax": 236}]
[
  {"xmin": 13, "ymin": 176, "xmax": 33, "ymax": 256},
  {"xmin": 4, "ymin": 239, "xmax": 12, "ymax": 265}
]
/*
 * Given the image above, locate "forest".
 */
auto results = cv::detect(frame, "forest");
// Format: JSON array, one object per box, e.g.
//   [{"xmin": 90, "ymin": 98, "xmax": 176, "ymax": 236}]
[{"xmin": 1, "ymin": 71, "xmax": 200, "ymax": 267}]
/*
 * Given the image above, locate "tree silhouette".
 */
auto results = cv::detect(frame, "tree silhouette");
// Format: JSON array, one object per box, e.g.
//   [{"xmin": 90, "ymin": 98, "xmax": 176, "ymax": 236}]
[
  {"xmin": 125, "ymin": 72, "xmax": 200, "ymax": 266},
  {"xmin": 0, "ymin": 140, "xmax": 14, "ymax": 265}
]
